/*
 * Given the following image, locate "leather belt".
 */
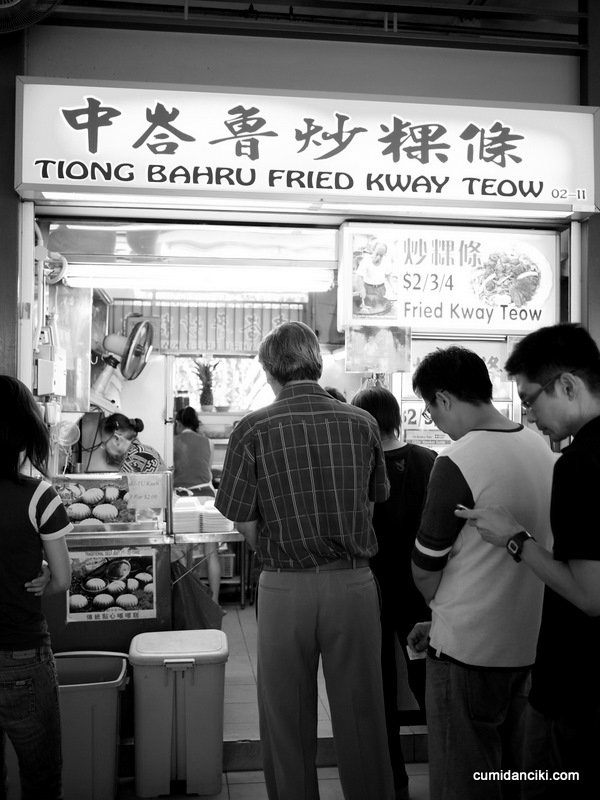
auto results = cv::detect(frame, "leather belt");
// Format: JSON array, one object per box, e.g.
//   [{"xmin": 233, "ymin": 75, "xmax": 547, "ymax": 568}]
[{"xmin": 262, "ymin": 557, "xmax": 369, "ymax": 573}]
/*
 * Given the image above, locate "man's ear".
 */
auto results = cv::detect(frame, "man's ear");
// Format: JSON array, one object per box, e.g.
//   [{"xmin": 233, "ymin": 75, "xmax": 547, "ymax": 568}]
[
  {"xmin": 559, "ymin": 372, "xmax": 579, "ymax": 398},
  {"xmin": 437, "ymin": 389, "xmax": 451, "ymax": 409}
]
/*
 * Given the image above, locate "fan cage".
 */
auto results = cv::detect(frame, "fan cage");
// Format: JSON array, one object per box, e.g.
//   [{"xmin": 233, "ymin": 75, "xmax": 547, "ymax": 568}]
[{"xmin": 0, "ymin": 0, "xmax": 63, "ymax": 33}]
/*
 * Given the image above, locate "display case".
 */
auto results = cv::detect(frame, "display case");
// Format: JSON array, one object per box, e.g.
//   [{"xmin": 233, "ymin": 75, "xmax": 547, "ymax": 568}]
[
  {"xmin": 45, "ymin": 472, "xmax": 173, "ymax": 653},
  {"xmin": 52, "ymin": 471, "xmax": 172, "ymax": 543}
]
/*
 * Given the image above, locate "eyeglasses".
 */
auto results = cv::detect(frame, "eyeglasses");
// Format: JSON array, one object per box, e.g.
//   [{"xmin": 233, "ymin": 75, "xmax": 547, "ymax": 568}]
[
  {"xmin": 520, "ymin": 374, "xmax": 562, "ymax": 412},
  {"xmin": 422, "ymin": 395, "xmax": 439, "ymax": 423}
]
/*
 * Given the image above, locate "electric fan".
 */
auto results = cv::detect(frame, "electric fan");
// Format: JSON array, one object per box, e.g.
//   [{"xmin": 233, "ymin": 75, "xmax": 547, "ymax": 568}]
[
  {"xmin": 0, "ymin": 0, "xmax": 63, "ymax": 34},
  {"xmin": 90, "ymin": 320, "xmax": 154, "ymax": 412}
]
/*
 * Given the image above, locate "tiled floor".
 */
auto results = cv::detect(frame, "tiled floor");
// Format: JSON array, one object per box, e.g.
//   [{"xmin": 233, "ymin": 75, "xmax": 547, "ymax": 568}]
[
  {"xmin": 117, "ymin": 763, "xmax": 430, "ymax": 799},
  {"xmin": 116, "ymin": 599, "xmax": 430, "ymax": 799},
  {"xmin": 222, "ymin": 600, "xmax": 336, "ymax": 743}
]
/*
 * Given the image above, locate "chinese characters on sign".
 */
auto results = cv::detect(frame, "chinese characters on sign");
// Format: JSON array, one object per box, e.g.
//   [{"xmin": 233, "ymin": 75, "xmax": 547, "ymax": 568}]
[
  {"xmin": 338, "ymin": 224, "xmax": 559, "ymax": 334},
  {"xmin": 18, "ymin": 81, "xmax": 595, "ymax": 208},
  {"xmin": 61, "ymin": 95, "xmax": 526, "ymax": 168}
]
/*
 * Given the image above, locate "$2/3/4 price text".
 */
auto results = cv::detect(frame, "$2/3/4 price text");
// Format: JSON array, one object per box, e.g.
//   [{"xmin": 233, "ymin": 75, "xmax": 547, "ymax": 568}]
[{"xmin": 402, "ymin": 273, "xmax": 455, "ymax": 293}]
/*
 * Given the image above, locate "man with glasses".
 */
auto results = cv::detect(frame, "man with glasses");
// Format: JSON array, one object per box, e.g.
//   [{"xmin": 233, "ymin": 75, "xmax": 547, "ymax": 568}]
[
  {"xmin": 407, "ymin": 345, "xmax": 557, "ymax": 800},
  {"xmin": 456, "ymin": 323, "xmax": 600, "ymax": 798}
]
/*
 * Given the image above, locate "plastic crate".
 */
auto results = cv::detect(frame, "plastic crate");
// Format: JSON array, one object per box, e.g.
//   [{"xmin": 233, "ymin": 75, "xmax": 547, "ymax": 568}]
[
  {"xmin": 219, "ymin": 552, "xmax": 236, "ymax": 578},
  {"xmin": 197, "ymin": 551, "xmax": 236, "ymax": 579}
]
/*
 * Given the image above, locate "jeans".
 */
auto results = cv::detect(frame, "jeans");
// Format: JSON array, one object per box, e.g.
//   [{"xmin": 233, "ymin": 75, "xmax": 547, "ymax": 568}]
[
  {"xmin": 517, "ymin": 699, "xmax": 600, "ymax": 800},
  {"xmin": 0, "ymin": 646, "xmax": 63, "ymax": 800},
  {"xmin": 426, "ymin": 654, "xmax": 531, "ymax": 800}
]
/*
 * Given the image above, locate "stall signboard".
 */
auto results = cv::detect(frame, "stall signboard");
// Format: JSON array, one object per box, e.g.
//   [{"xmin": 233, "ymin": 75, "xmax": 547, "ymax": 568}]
[
  {"xmin": 15, "ymin": 78, "xmax": 598, "ymax": 216},
  {"xmin": 67, "ymin": 547, "xmax": 157, "ymax": 623},
  {"xmin": 338, "ymin": 223, "xmax": 559, "ymax": 334}
]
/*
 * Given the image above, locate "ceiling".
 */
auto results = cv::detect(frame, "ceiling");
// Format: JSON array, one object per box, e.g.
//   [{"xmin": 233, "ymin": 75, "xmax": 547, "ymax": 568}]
[{"xmin": 38, "ymin": 1, "xmax": 584, "ymax": 55}]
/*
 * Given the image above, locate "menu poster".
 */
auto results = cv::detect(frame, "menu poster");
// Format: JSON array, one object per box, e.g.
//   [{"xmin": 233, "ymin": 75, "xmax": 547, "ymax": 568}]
[
  {"xmin": 339, "ymin": 223, "xmax": 559, "ymax": 334},
  {"xmin": 345, "ymin": 325, "xmax": 411, "ymax": 374},
  {"xmin": 67, "ymin": 547, "xmax": 157, "ymax": 622}
]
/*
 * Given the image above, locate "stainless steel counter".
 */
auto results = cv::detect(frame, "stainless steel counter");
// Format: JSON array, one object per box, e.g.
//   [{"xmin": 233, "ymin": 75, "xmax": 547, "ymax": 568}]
[
  {"xmin": 67, "ymin": 532, "xmax": 172, "ymax": 548},
  {"xmin": 173, "ymin": 532, "xmax": 244, "ymax": 544}
]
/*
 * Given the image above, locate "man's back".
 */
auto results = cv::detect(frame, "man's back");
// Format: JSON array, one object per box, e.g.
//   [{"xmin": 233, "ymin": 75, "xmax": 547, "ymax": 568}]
[
  {"xmin": 215, "ymin": 381, "xmax": 389, "ymax": 568},
  {"xmin": 414, "ymin": 425, "xmax": 557, "ymax": 667}
]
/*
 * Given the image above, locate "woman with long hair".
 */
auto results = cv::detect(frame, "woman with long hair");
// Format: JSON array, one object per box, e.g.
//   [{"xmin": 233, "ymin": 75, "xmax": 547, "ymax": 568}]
[{"xmin": 0, "ymin": 376, "xmax": 72, "ymax": 799}]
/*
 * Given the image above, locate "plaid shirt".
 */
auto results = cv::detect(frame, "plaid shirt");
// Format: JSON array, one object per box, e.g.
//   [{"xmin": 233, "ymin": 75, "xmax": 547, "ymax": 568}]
[{"xmin": 215, "ymin": 381, "xmax": 389, "ymax": 569}]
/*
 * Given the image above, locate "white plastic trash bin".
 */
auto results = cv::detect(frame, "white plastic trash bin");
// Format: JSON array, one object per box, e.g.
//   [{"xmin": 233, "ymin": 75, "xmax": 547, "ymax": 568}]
[
  {"xmin": 129, "ymin": 629, "xmax": 229, "ymax": 797},
  {"xmin": 5, "ymin": 651, "xmax": 128, "ymax": 800}
]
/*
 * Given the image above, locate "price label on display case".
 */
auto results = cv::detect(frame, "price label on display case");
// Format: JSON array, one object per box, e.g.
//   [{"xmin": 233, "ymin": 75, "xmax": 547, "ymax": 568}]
[{"xmin": 127, "ymin": 474, "xmax": 168, "ymax": 509}]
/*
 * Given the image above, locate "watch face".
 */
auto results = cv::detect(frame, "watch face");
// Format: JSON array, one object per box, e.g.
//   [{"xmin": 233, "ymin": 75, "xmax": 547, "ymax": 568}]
[{"xmin": 507, "ymin": 539, "xmax": 519, "ymax": 555}]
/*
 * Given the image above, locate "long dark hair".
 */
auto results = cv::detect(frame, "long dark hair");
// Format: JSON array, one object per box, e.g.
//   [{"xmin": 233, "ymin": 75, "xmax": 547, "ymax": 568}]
[{"xmin": 0, "ymin": 375, "xmax": 49, "ymax": 480}]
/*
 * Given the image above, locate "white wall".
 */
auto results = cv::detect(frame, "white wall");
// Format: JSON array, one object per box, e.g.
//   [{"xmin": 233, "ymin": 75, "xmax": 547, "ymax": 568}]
[{"xmin": 25, "ymin": 27, "xmax": 579, "ymax": 105}]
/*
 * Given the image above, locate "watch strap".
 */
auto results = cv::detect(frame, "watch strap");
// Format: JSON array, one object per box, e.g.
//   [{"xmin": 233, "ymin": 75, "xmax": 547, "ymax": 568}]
[{"xmin": 506, "ymin": 530, "xmax": 534, "ymax": 562}]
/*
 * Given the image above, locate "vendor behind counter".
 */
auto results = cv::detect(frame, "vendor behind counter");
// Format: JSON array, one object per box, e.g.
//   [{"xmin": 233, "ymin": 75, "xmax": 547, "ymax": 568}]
[{"xmin": 79, "ymin": 411, "xmax": 166, "ymax": 473}]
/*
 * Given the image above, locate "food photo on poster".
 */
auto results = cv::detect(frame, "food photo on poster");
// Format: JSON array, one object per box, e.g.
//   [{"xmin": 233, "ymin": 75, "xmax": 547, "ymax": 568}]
[
  {"xmin": 67, "ymin": 548, "xmax": 157, "ymax": 622},
  {"xmin": 469, "ymin": 241, "xmax": 552, "ymax": 311}
]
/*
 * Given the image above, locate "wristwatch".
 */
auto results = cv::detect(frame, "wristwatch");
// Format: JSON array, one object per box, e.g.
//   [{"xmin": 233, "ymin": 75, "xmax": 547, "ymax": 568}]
[{"xmin": 506, "ymin": 530, "xmax": 535, "ymax": 562}]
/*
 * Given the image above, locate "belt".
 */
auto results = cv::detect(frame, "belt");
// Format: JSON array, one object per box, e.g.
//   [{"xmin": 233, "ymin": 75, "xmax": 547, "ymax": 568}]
[{"xmin": 262, "ymin": 557, "xmax": 369, "ymax": 573}]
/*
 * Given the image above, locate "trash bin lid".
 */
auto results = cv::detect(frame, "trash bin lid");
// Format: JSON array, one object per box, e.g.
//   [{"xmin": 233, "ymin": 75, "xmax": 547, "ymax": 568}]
[{"xmin": 129, "ymin": 629, "xmax": 228, "ymax": 665}]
